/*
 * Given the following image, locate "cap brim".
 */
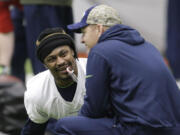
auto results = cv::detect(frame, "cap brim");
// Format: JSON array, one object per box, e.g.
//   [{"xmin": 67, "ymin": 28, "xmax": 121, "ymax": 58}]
[{"xmin": 67, "ymin": 22, "xmax": 88, "ymax": 33}]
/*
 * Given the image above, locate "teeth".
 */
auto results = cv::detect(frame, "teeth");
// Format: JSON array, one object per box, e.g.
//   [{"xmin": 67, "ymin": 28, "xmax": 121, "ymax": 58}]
[{"xmin": 56, "ymin": 65, "xmax": 69, "ymax": 71}]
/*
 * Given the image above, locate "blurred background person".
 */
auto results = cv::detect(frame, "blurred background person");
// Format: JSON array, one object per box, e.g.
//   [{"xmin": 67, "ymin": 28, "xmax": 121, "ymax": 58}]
[
  {"xmin": 0, "ymin": 0, "xmax": 15, "ymax": 75},
  {"xmin": 10, "ymin": 6, "xmax": 27, "ymax": 83},
  {"xmin": 0, "ymin": 0, "xmax": 22, "ymax": 75},
  {"xmin": 166, "ymin": 0, "xmax": 180, "ymax": 83}
]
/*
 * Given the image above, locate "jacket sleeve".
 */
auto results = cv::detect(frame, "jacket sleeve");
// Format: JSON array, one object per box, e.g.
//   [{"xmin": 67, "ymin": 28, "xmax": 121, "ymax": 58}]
[
  {"xmin": 80, "ymin": 52, "xmax": 111, "ymax": 118},
  {"xmin": 21, "ymin": 118, "xmax": 48, "ymax": 135}
]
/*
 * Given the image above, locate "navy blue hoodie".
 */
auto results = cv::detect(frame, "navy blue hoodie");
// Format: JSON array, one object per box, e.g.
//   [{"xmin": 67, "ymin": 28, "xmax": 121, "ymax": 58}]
[{"xmin": 80, "ymin": 24, "xmax": 180, "ymax": 128}]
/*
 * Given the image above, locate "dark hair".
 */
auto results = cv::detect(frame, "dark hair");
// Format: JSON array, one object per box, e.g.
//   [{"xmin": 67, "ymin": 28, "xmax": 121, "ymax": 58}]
[{"xmin": 36, "ymin": 27, "xmax": 77, "ymax": 63}]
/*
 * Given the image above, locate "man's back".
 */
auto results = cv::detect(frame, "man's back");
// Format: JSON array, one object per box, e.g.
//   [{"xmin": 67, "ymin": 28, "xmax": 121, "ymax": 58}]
[{"xmin": 84, "ymin": 24, "xmax": 180, "ymax": 127}]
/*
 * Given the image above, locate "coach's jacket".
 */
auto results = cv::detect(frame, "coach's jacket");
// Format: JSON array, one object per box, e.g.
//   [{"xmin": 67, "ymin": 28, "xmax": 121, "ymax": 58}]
[{"xmin": 80, "ymin": 24, "xmax": 180, "ymax": 134}]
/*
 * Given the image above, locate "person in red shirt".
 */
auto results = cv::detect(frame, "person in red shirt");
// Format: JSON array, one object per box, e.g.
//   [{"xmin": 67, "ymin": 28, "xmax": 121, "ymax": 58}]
[{"xmin": 0, "ymin": 0, "xmax": 22, "ymax": 75}]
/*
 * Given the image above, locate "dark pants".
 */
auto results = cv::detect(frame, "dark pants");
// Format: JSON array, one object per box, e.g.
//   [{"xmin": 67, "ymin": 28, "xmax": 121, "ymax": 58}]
[
  {"xmin": 166, "ymin": 0, "xmax": 180, "ymax": 79},
  {"xmin": 54, "ymin": 116, "xmax": 121, "ymax": 135},
  {"xmin": 53, "ymin": 116, "xmax": 180, "ymax": 135},
  {"xmin": 11, "ymin": 7, "xmax": 27, "ymax": 82},
  {"xmin": 23, "ymin": 5, "xmax": 74, "ymax": 74}
]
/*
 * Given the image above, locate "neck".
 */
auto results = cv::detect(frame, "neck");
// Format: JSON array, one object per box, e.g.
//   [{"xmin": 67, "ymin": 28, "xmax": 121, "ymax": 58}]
[{"xmin": 55, "ymin": 78, "xmax": 75, "ymax": 88}]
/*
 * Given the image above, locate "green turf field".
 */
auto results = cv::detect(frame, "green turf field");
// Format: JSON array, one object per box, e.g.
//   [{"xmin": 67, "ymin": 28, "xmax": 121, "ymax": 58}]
[{"xmin": 25, "ymin": 59, "xmax": 33, "ymax": 74}]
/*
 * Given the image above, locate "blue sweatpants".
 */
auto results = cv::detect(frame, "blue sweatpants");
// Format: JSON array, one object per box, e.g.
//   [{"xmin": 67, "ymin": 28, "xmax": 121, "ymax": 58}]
[
  {"xmin": 166, "ymin": 0, "xmax": 180, "ymax": 79},
  {"xmin": 23, "ymin": 5, "xmax": 74, "ymax": 74},
  {"xmin": 53, "ymin": 116, "xmax": 180, "ymax": 135},
  {"xmin": 54, "ymin": 116, "xmax": 122, "ymax": 135}
]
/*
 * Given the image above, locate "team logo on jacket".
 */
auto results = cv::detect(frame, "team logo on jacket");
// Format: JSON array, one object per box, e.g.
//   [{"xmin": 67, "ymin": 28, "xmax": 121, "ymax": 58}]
[{"xmin": 86, "ymin": 75, "xmax": 93, "ymax": 78}]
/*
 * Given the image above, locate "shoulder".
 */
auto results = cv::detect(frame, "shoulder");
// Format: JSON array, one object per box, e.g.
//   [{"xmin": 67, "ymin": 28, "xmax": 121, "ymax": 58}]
[
  {"xmin": 26, "ymin": 70, "xmax": 51, "ymax": 87},
  {"xmin": 89, "ymin": 45, "xmax": 109, "ymax": 60},
  {"xmin": 95, "ymin": 40, "xmax": 115, "ymax": 51},
  {"xmin": 25, "ymin": 70, "xmax": 53, "ymax": 100},
  {"xmin": 90, "ymin": 40, "xmax": 120, "ymax": 62},
  {"xmin": 24, "ymin": 70, "xmax": 54, "ymax": 123}
]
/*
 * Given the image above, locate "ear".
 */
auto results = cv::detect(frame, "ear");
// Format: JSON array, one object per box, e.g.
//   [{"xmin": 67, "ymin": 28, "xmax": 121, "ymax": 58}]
[
  {"xmin": 96, "ymin": 24, "xmax": 104, "ymax": 37},
  {"xmin": 43, "ymin": 59, "xmax": 48, "ymax": 69},
  {"xmin": 71, "ymin": 49, "xmax": 75, "ymax": 57},
  {"xmin": 44, "ymin": 63, "xmax": 48, "ymax": 68}
]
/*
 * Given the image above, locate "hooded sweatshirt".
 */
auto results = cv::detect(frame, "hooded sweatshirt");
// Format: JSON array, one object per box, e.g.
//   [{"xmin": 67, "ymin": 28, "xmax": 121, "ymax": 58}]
[{"xmin": 80, "ymin": 24, "xmax": 180, "ymax": 129}]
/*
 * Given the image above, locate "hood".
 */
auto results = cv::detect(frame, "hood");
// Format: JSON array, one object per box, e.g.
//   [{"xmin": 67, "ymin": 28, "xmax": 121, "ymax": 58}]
[{"xmin": 98, "ymin": 24, "xmax": 145, "ymax": 46}]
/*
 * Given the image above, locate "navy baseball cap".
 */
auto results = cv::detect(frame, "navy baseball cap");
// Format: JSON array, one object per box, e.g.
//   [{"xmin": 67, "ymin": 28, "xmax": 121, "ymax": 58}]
[{"xmin": 67, "ymin": 4, "xmax": 122, "ymax": 33}]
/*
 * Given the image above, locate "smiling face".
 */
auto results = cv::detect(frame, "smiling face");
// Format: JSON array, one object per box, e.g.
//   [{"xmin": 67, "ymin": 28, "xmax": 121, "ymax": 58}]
[{"xmin": 44, "ymin": 45, "xmax": 77, "ymax": 85}]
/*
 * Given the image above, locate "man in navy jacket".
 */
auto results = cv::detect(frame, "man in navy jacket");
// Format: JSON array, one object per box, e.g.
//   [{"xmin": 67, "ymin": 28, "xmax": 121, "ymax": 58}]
[{"xmin": 54, "ymin": 4, "xmax": 180, "ymax": 135}]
